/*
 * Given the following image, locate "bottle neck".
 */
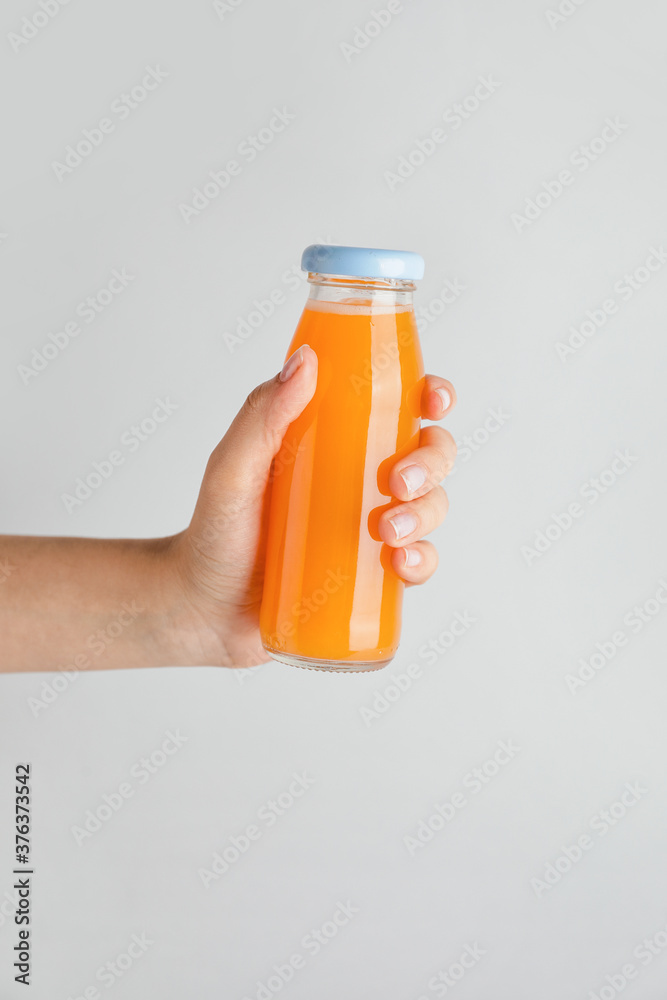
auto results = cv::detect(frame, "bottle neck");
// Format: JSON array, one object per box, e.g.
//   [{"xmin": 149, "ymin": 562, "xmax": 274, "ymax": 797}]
[{"xmin": 306, "ymin": 273, "xmax": 414, "ymax": 310}]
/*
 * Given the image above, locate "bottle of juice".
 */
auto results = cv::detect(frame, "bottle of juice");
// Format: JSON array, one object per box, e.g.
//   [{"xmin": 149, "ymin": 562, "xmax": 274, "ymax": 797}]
[{"xmin": 260, "ymin": 244, "xmax": 425, "ymax": 672}]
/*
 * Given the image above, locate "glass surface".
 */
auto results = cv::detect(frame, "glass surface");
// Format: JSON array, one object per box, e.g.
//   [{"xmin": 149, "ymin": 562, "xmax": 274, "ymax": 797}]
[{"xmin": 259, "ymin": 276, "xmax": 424, "ymax": 671}]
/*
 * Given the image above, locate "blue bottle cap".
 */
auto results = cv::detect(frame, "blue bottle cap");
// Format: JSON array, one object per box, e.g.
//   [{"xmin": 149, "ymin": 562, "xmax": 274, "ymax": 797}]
[{"xmin": 301, "ymin": 244, "xmax": 425, "ymax": 281}]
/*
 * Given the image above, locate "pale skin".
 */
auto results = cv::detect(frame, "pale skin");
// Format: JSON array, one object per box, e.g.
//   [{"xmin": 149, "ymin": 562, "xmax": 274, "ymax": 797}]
[{"xmin": 0, "ymin": 345, "xmax": 457, "ymax": 673}]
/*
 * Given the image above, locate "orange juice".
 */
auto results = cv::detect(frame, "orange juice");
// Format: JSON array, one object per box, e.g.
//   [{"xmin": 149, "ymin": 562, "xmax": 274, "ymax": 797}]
[{"xmin": 260, "ymin": 246, "xmax": 425, "ymax": 671}]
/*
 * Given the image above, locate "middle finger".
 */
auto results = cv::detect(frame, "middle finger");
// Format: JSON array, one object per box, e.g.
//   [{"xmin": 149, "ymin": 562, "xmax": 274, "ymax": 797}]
[{"xmin": 389, "ymin": 424, "xmax": 457, "ymax": 502}]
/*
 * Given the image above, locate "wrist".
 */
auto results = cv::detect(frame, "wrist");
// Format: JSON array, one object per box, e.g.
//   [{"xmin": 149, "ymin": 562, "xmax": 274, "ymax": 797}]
[{"xmin": 154, "ymin": 533, "xmax": 232, "ymax": 668}]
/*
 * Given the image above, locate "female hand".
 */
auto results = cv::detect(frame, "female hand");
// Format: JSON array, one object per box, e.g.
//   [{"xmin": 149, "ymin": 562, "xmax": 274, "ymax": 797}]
[{"xmin": 172, "ymin": 345, "xmax": 457, "ymax": 668}]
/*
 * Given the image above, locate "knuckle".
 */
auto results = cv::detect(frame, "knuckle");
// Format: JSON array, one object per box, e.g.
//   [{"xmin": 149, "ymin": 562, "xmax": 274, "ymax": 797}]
[
  {"xmin": 244, "ymin": 384, "xmax": 266, "ymax": 415},
  {"xmin": 430, "ymin": 486, "xmax": 448, "ymax": 517},
  {"xmin": 422, "ymin": 431, "xmax": 456, "ymax": 481},
  {"xmin": 438, "ymin": 438, "xmax": 457, "ymax": 478},
  {"xmin": 440, "ymin": 428, "xmax": 457, "ymax": 458},
  {"xmin": 429, "ymin": 452, "xmax": 453, "ymax": 485}
]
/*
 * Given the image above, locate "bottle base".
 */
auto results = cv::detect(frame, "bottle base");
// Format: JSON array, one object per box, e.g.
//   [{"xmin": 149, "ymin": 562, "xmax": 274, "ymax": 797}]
[{"xmin": 263, "ymin": 646, "xmax": 394, "ymax": 673}]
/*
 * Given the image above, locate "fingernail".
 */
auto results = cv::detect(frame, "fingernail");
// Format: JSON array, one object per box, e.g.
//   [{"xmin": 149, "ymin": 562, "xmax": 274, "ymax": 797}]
[
  {"xmin": 404, "ymin": 547, "xmax": 422, "ymax": 567},
  {"xmin": 399, "ymin": 464, "xmax": 427, "ymax": 496},
  {"xmin": 389, "ymin": 511, "xmax": 418, "ymax": 540},
  {"xmin": 436, "ymin": 387, "xmax": 451, "ymax": 412},
  {"xmin": 280, "ymin": 345, "xmax": 306, "ymax": 382}
]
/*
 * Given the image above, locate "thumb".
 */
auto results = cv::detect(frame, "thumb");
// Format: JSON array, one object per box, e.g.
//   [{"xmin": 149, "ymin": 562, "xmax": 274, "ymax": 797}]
[{"xmin": 204, "ymin": 344, "xmax": 318, "ymax": 504}]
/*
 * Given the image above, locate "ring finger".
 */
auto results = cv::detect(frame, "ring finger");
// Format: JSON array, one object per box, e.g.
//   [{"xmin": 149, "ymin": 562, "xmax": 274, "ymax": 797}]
[{"xmin": 379, "ymin": 486, "xmax": 449, "ymax": 547}]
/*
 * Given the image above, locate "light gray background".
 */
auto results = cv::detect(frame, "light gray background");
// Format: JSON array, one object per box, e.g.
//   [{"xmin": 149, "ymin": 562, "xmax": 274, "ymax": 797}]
[{"xmin": 1, "ymin": 0, "xmax": 667, "ymax": 997}]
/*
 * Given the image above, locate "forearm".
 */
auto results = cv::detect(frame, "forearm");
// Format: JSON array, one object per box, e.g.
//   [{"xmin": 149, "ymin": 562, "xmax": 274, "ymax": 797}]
[{"xmin": 0, "ymin": 534, "xmax": 214, "ymax": 672}]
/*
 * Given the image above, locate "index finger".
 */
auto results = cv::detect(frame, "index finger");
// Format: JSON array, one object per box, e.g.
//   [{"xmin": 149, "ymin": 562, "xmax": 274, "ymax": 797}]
[{"xmin": 421, "ymin": 375, "xmax": 456, "ymax": 421}]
